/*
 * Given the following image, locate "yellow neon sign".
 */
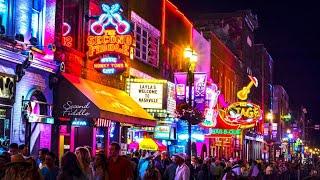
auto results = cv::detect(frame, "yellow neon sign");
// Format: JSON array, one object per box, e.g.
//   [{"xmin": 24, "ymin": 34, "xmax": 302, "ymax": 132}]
[
  {"xmin": 237, "ymin": 75, "xmax": 258, "ymax": 101},
  {"xmin": 219, "ymin": 102, "xmax": 262, "ymax": 129}
]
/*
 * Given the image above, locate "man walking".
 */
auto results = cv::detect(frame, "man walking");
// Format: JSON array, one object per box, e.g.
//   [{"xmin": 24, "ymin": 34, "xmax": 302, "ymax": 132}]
[{"xmin": 173, "ymin": 153, "xmax": 190, "ymax": 180}]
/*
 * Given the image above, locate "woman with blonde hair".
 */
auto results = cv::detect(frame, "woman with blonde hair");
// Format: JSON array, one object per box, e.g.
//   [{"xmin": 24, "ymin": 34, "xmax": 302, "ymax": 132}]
[{"xmin": 75, "ymin": 146, "xmax": 94, "ymax": 179}]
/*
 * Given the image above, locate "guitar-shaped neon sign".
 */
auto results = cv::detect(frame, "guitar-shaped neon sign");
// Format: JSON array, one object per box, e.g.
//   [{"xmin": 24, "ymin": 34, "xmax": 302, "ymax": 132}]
[
  {"xmin": 90, "ymin": 3, "xmax": 131, "ymax": 35},
  {"xmin": 237, "ymin": 75, "xmax": 258, "ymax": 101}
]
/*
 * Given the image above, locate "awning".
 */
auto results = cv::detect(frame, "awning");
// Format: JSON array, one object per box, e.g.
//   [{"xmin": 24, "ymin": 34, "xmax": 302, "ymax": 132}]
[
  {"xmin": 54, "ymin": 73, "xmax": 156, "ymax": 126},
  {"xmin": 138, "ymin": 138, "xmax": 159, "ymax": 151},
  {"xmin": 130, "ymin": 139, "xmax": 167, "ymax": 152}
]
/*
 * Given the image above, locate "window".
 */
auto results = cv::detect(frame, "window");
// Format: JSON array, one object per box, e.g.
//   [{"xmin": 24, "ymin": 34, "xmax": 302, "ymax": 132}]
[
  {"xmin": 0, "ymin": 0, "xmax": 8, "ymax": 34},
  {"xmin": 31, "ymin": 0, "xmax": 43, "ymax": 45},
  {"xmin": 133, "ymin": 23, "xmax": 160, "ymax": 67},
  {"xmin": 131, "ymin": 11, "xmax": 160, "ymax": 67},
  {"xmin": 135, "ymin": 24, "xmax": 148, "ymax": 62}
]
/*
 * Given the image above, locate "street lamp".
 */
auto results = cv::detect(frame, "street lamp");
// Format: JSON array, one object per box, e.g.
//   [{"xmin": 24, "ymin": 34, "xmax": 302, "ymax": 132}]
[
  {"xmin": 266, "ymin": 111, "xmax": 274, "ymax": 162},
  {"xmin": 266, "ymin": 111, "xmax": 274, "ymax": 122},
  {"xmin": 184, "ymin": 47, "xmax": 198, "ymax": 158}
]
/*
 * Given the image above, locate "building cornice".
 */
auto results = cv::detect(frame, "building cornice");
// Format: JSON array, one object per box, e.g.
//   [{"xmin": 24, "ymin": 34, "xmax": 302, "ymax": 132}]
[{"xmin": 0, "ymin": 47, "xmax": 59, "ymax": 74}]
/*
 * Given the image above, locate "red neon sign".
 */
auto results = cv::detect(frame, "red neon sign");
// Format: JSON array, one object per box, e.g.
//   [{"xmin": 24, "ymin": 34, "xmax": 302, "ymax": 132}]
[
  {"xmin": 87, "ymin": 29, "xmax": 133, "ymax": 58},
  {"xmin": 219, "ymin": 102, "xmax": 262, "ymax": 129}
]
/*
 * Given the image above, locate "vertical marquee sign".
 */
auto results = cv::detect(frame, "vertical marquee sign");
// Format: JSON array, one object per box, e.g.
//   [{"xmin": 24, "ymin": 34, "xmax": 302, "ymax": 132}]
[{"xmin": 87, "ymin": 3, "xmax": 134, "ymax": 75}]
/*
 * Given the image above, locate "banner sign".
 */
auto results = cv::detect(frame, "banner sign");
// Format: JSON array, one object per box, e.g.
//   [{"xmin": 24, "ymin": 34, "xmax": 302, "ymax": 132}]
[
  {"xmin": 166, "ymin": 82, "xmax": 176, "ymax": 115},
  {"xmin": 194, "ymin": 72, "xmax": 207, "ymax": 112},
  {"xmin": 174, "ymin": 72, "xmax": 187, "ymax": 107},
  {"xmin": 93, "ymin": 56, "xmax": 127, "ymax": 75}
]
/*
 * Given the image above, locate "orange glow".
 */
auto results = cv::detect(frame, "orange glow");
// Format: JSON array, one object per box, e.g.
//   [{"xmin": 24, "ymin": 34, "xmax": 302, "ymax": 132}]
[
  {"xmin": 87, "ymin": 29, "xmax": 133, "ymax": 57},
  {"xmin": 161, "ymin": 0, "xmax": 193, "ymax": 45},
  {"xmin": 62, "ymin": 36, "xmax": 73, "ymax": 47},
  {"xmin": 166, "ymin": 0, "xmax": 192, "ymax": 26}
]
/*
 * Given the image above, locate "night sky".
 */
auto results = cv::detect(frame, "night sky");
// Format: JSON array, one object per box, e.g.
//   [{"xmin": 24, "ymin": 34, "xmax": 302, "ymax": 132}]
[{"xmin": 172, "ymin": 0, "xmax": 320, "ymax": 129}]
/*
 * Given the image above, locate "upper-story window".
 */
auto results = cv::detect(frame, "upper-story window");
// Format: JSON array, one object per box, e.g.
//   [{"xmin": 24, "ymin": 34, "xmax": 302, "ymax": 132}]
[
  {"xmin": 131, "ymin": 11, "xmax": 160, "ymax": 68},
  {"xmin": 0, "ymin": 0, "xmax": 8, "ymax": 35},
  {"xmin": 31, "ymin": 0, "xmax": 44, "ymax": 45}
]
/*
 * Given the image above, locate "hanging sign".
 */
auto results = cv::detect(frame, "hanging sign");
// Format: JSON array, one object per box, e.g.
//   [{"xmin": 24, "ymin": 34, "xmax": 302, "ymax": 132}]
[
  {"xmin": 174, "ymin": 72, "xmax": 187, "ymax": 107},
  {"xmin": 93, "ymin": 56, "xmax": 127, "ymax": 75},
  {"xmin": 87, "ymin": 3, "xmax": 133, "ymax": 58},
  {"xmin": 193, "ymin": 73, "xmax": 207, "ymax": 112},
  {"xmin": 200, "ymin": 83, "xmax": 220, "ymax": 128}
]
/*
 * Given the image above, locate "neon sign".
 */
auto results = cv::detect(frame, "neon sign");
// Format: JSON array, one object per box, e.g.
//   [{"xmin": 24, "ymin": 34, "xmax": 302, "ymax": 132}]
[
  {"xmin": 219, "ymin": 102, "xmax": 262, "ymax": 129},
  {"xmin": 71, "ymin": 120, "xmax": 88, "ymax": 126},
  {"xmin": 237, "ymin": 75, "xmax": 258, "ymax": 101},
  {"xmin": 210, "ymin": 129, "xmax": 241, "ymax": 135},
  {"xmin": 62, "ymin": 22, "xmax": 73, "ymax": 47},
  {"xmin": 90, "ymin": 4, "xmax": 130, "ymax": 35},
  {"xmin": 87, "ymin": 29, "xmax": 133, "ymax": 57},
  {"xmin": 0, "ymin": 0, "xmax": 6, "ymax": 13},
  {"xmin": 93, "ymin": 56, "xmax": 127, "ymax": 75},
  {"xmin": 201, "ymin": 83, "xmax": 220, "ymax": 128}
]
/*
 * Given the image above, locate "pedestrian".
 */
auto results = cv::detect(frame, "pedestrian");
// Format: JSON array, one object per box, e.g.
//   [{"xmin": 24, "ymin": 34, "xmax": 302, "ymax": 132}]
[
  {"xmin": 143, "ymin": 159, "xmax": 161, "ymax": 180},
  {"xmin": 93, "ymin": 153, "xmax": 109, "ymax": 180},
  {"xmin": 212, "ymin": 160, "xmax": 224, "ymax": 180},
  {"xmin": 75, "ymin": 146, "xmax": 94, "ymax": 179},
  {"xmin": 137, "ymin": 152, "xmax": 152, "ymax": 179},
  {"xmin": 197, "ymin": 164, "xmax": 211, "ymax": 180},
  {"xmin": 57, "ymin": 151, "xmax": 86, "ymax": 180},
  {"xmin": 222, "ymin": 166, "xmax": 238, "ymax": 180},
  {"xmin": 191, "ymin": 156, "xmax": 201, "ymax": 178},
  {"xmin": 8, "ymin": 143, "xmax": 19, "ymax": 155},
  {"xmin": 2, "ymin": 154, "xmax": 40, "ymax": 179},
  {"xmin": 163, "ymin": 155, "xmax": 178, "ymax": 180},
  {"xmin": 131, "ymin": 151, "xmax": 140, "ymax": 180},
  {"xmin": 40, "ymin": 151, "xmax": 60, "ymax": 180},
  {"xmin": 231, "ymin": 160, "xmax": 242, "ymax": 176},
  {"xmin": 173, "ymin": 153, "xmax": 190, "ymax": 180},
  {"xmin": 37, "ymin": 148, "xmax": 49, "ymax": 169},
  {"xmin": 107, "ymin": 142, "xmax": 134, "ymax": 180},
  {"xmin": 18, "ymin": 144, "xmax": 29, "ymax": 159},
  {"xmin": 159, "ymin": 151, "xmax": 171, "ymax": 176},
  {"xmin": 248, "ymin": 160, "xmax": 260, "ymax": 179}
]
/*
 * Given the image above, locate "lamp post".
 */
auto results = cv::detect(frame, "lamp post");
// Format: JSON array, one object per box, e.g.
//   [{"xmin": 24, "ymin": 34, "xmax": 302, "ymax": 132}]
[
  {"xmin": 266, "ymin": 111, "xmax": 274, "ymax": 162},
  {"xmin": 184, "ymin": 47, "xmax": 198, "ymax": 158}
]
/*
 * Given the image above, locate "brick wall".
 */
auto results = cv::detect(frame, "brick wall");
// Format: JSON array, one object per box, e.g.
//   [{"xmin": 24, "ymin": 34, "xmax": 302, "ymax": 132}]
[{"xmin": 11, "ymin": 67, "xmax": 53, "ymax": 144}]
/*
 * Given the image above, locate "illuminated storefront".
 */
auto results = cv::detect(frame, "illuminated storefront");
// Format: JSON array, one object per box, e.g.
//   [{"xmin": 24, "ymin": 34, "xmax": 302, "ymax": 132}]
[
  {"xmin": 54, "ymin": 3, "xmax": 155, "ymax": 158},
  {"xmin": 125, "ymin": 78, "xmax": 177, "ymax": 153},
  {"xmin": 0, "ymin": 0, "xmax": 58, "ymax": 155}
]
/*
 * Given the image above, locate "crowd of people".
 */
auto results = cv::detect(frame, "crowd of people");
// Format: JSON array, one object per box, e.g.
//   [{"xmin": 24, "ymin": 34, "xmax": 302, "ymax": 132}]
[{"xmin": 0, "ymin": 142, "xmax": 320, "ymax": 180}]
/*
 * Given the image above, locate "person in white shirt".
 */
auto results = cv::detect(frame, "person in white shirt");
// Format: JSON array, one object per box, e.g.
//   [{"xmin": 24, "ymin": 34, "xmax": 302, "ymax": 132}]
[{"xmin": 174, "ymin": 153, "xmax": 190, "ymax": 180}]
